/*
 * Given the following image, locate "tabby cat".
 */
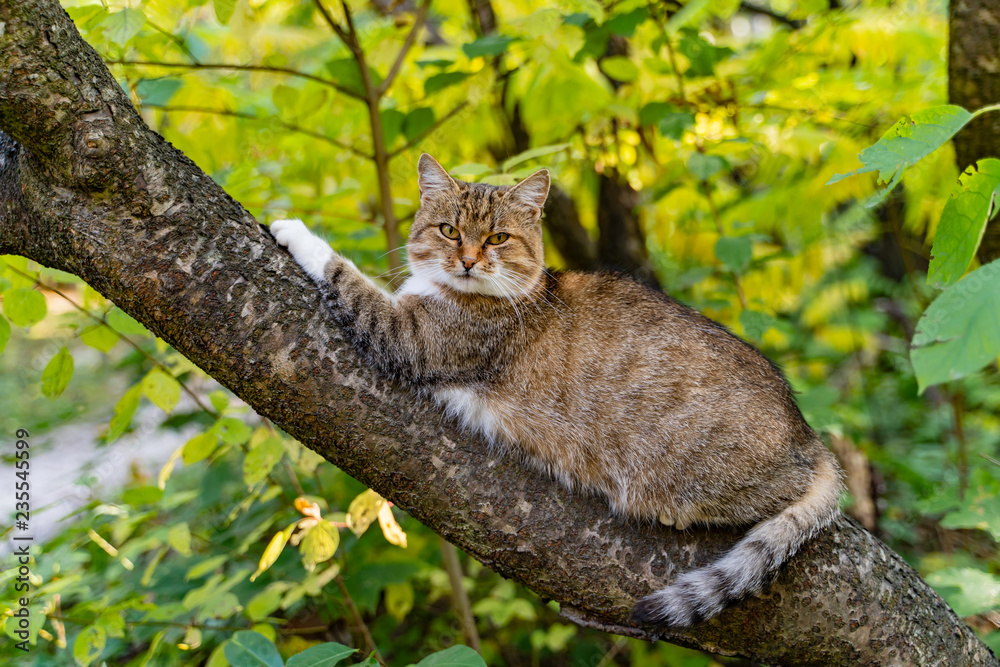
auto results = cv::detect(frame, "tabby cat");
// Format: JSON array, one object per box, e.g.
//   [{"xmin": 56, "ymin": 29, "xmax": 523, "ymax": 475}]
[{"xmin": 270, "ymin": 153, "xmax": 842, "ymax": 627}]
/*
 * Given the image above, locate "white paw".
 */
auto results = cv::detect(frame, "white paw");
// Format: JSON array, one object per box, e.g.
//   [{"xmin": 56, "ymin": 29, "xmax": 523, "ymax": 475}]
[{"xmin": 270, "ymin": 218, "xmax": 334, "ymax": 282}]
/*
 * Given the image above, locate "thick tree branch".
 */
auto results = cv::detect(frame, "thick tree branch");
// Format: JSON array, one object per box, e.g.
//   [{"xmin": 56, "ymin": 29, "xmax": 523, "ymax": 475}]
[{"xmin": 0, "ymin": 2, "xmax": 996, "ymax": 665}]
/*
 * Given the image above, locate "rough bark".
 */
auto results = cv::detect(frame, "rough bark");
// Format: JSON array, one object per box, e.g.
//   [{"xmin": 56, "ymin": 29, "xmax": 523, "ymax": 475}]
[
  {"xmin": 0, "ymin": 2, "xmax": 996, "ymax": 665},
  {"xmin": 949, "ymin": 0, "xmax": 1000, "ymax": 264}
]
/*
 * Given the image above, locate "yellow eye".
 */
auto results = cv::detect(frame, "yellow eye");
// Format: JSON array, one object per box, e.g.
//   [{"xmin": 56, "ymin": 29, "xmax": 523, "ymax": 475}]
[
  {"xmin": 439, "ymin": 224, "xmax": 461, "ymax": 240},
  {"xmin": 486, "ymin": 232, "xmax": 509, "ymax": 245}
]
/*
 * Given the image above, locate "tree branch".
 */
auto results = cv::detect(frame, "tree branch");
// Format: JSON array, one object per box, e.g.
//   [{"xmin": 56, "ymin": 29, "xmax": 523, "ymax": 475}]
[
  {"xmin": 108, "ymin": 59, "xmax": 365, "ymax": 101},
  {"xmin": 142, "ymin": 104, "xmax": 372, "ymax": 159},
  {"xmin": 377, "ymin": 0, "xmax": 431, "ymax": 97},
  {"xmin": 0, "ymin": 2, "xmax": 996, "ymax": 664}
]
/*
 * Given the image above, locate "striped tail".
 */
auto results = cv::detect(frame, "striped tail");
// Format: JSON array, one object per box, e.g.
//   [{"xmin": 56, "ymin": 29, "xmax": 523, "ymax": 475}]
[{"xmin": 632, "ymin": 453, "xmax": 842, "ymax": 627}]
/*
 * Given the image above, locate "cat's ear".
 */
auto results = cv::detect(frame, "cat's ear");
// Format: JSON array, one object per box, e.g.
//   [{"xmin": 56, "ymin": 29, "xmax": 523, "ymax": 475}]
[
  {"xmin": 504, "ymin": 169, "xmax": 550, "ymax": 219},
  {"xmin": 417, "ymin": 153, "xmax": 458, "ymax": 202}
]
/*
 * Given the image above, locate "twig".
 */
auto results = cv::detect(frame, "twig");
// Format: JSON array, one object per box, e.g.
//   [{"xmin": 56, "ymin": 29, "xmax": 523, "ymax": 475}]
[
  {"xmin": 108, "ymin": 59, "xmax": 364, "ymax": 101},
  {"xmin": 312, "ymin": 0, "xmax": 352, "ymax": 44},
  {"xmin": 335, "ymin": 575, "xmax": 386, "ymax": 666},
  {"xmin": 378, "ymin": 0, "xmax": 432, "ymax": 97},
  {"xmin": 141, "ymin": 104, "xmax": 372, "ymax": 159},
  {"xmin": 701, "ymin": 181, "xmax": 748, "ymax": 310},
  {"xmin": 144, "ymin": 20, "xmax": 201, "ymax": 64},
  {"xmin": 439, "ymin": 539, "xmax": 481, "ymax": 651}
]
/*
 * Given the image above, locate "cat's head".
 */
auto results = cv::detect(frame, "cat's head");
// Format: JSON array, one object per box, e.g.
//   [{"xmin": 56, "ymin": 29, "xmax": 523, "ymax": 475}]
[{"xmin": 407, "ymin": 153, "xmax": 549, "ymax": 297}]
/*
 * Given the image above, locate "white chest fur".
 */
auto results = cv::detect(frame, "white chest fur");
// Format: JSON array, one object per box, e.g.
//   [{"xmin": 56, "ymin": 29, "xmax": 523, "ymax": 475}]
[{"xmin": 434, "ymin": 388, "xmax": 504, "ymax": 444}]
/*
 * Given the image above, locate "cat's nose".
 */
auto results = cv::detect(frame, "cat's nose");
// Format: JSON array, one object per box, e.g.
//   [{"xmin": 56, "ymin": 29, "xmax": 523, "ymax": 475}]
[{"xmin": 460, "ymin": 257, "xmax": 476, "ymax": 271}]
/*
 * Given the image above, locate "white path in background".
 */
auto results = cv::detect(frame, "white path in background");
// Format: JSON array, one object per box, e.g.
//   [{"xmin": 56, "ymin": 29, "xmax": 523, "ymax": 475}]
[{"xmin": 1, "ymin": 403, "xmax": 199, "ymax": 554}]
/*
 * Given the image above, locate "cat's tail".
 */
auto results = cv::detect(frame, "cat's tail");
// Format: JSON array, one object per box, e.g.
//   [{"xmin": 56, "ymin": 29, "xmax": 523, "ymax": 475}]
[{"xmin": 631, "ymin": 451, "xmax": 842, "ymax": 628}]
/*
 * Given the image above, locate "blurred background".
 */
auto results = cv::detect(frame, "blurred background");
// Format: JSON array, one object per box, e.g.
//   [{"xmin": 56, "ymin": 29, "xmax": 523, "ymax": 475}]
[{"xmin": 2, "ymin": 0, "xmax": 999, "ymax": 664}]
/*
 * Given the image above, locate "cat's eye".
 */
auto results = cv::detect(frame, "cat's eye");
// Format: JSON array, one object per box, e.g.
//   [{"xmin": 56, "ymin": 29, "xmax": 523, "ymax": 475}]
[
  {"xmin": 439, "ymin": 224, "xmax": 461, "ymax": 240},
  {"xmin": 486, "ymin": 232, "xmax": 510, "ymax": 245}
]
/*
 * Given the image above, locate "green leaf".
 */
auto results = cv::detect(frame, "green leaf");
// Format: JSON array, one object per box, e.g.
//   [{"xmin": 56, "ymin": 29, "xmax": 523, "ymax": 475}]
[
  {"xmin": 142, "ymin": 369, "xmax": 181, "ymax": 414},
  {"xmin": 911, "ymin": 259, "xmax": 1000, "ymax": 391},
  {"xmin": 272, "ymin": 84, "xmax": 299, "ymax": 113},
  {"xmin": 136, "ymin": 79, "xmax": 182, "ymax": 106},
  {"xmin": 928, "ymin": 158, "xmax": 1000, "ymax": 288},
  {"xmin": 828, "ymin": 106, "xmax": 973, "ymax": 189},
  {"xmin": 122, "ymin": 485, "xmax": 163, "ymax": 505},
  {"xmin": 462, "ymin": 35, "xmax": 515, "ymax": 58},
  {"xmin": 600, "ymin": 56, "xmax": 639, "ymax": 82},
  {"xmin": 926, "ymin": 567, "xmax": 1000, "ymax": 617},
  {"xmin": 286, "ymin": 642, "xmax": 358, "ymax": 667},
  {"xmin": 402, "ymin": 107, "xmax": 435, "ymax": 142},
  {"xmin": 739, "ymin": 309, "xmax": 777, "ymax": 342},
  {"xmin": 715, "ymin": 236, "xmax": 753, "ymax": 274},
  {"xmin": 102, "ymin": 8, "xmax": 146, "ymax": 47},
  {"xmin": 73, "ymin": 625, "xmax": 106, "ymax": 667},
  {"xmin": 326, "ymin": 59, "xmax": 381, "ymax": 97},
  {"xmin": 639, "ymin": 102, "xmax": 695, "ymax": 139},
  {"xmin": 186, "ymin": 554, "xmax": 228, "ymax": 580},
  {"xmin": 677, "ymin": 29, "xmax": 733, "ymax": 77},
  {"xmin": 168, "ymin": 522, "xmax": 193, "ymax": 555},
  {"xmin": 384, "ymin": 581, "xmax": 414, "ymax": 621},
  {"xmin": 41, "ymin": 346, "xmax": 74, "ymax": 398},
  {"xmin": 214, "ymin": 0, "xmax": 237, "ymax": 24},
  {"xmin": 501, "ymin": 143, "xmax": 571, "ymax": 172},
  {"xmin": 3, "ymin": 287, "xmax": 46, "ymax": 327},
  {"xmin": 217, "ymin": 416, "xmax": 253, "ymax": 445},
  {"xmin": 81, "ymin": 323, "xmax": 120, "ymax": 352},
  {"xmin": 108, "ymin": 385, "xmax": 142, "ymax": 442},
  {"xmin": 183, "ymin": 430, "xmax": 219, "ymax": 465},
  {"xmin": 224, "ymin": 630, "xmax": 283, "ymax": 667},
  {"xmin": 107, "ymin": 307, "xmax": 150, "ymax": 336},
  {"xmin": 381, "ymin": 108, "xmax": 405, "ymax": 147},
  {"xmin": 414, "ymin": 645, "xmax": 488, "ymax": 667},
  {"xmin": 941, "ymin": 493, "xmax": 1000, "ymax": 542},
  {"xmin": 299, "ymin": 521, "xmax": 340, "ymax": 571},
  {"xmin": 605, "ymin": 7, "xmax": 648, "ymax": 37},
  {"xmin": 687, "ymin": 152, "xmax": 728, "ymax": 181},
  {"xmin": 424, "ymin": 71, "xmax": 471, "ymax": 95},
  {"xmin": 209, "ymin": 390, "xmax": 230, "ymax": 413},
  {"xmin": 244, "ymin": 436, "xmax": 285, "ymax": 488},
  {"xmin": 0, "ymin": 316, "xmax": 9, "ymax": 354}
]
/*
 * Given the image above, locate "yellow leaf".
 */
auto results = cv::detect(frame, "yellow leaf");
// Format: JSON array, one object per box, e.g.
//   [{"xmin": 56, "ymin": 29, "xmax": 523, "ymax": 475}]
[
  {"xmin": 295, "ymin": 497, "xmax": 322, "ymax": 519},
  {"xmin": 377, "ymin": 503, "xmax": 407, "ymax": 548},
  {"xmin": 158, "ymin": 445, "xmax": 184, "ymax": 490},
  {"xmin": 347, "ymin": 489, "xmax": 385, "ymax": 537},
  {"xmin": 251, "ymin": 523, "xmax": 296, "ymax": 582},
  {"xmin": 299, "ymin": 520, "xmax": 340, "ymax": 571}
]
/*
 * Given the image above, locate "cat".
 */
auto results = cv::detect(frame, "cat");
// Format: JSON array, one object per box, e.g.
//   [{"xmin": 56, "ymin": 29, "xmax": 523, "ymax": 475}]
[{"xmin": 270, "ymin": 153, "xmax": 842, "ymax": 627}]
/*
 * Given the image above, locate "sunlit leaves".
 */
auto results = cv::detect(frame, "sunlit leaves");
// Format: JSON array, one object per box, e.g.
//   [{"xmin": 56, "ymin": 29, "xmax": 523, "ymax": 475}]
[
  {"xmin": 107, "ymin": 307, "xmax": 149, "ymax": 336},
  {"xmin": 142, "ymin": 369, "xmax": 181, "ymax": 414},
  {"xmin": 462, "ymin": 35, "xmax": 515, "ymax": 58},
  {"xmin": 600, "ymin": 56, "xmax": 639, "ymax": 82},
  {"xmin": 687, "ymin": 152, "xmax": 728, "ymax": 181},
  {"xmin": 2, "ymin": 287, "xmax": 46, "ymax": 327},
  {"xmin": 244, "ymin": 436, "xmax": 284, "ymax": 488},
  {"xmin": 927, "ymin": 158, "xmax": 1000, "ymax": 288},
  {"xmin": 251, "ymin": 524, "xmax": 296, "ymax": 582},
  {"xmin": 501, "ymin": 143, "xmax": 571, "ymax": 172},
  {"xmin": 213, "ymin": 0, "xmax": 238, "ymax": 25},
  {"xmin": 108, "ymin": 384, "xmax": 141, "ymax": 442},
  {"xmin": 677, "ymin": 29, "xmax": 733, "ymax": 77},
  {"xmin": 911, "ymin": 260, "xmax": 1000, "ymax": 391},
  {"xmin": 224, "ymin": 631, "xmax": 282, "ymax": 667},
  {"xmin": 183, "ymin": 431, "xmax": 219, "ymax": 465},
  {"xmin": 73, "ymin": 625, "xmax": 106, "ymax": 667},
  {"xmin": 347, "ymin": 489, "xmax": 384, "ymax": 537},
  {"xmin": 101, "ymin": 8, "xmax": 146, "ymax": 47},
  {"xmin": 168, "ymin": 522, "xmax": 193, "ymax": 556},
  {"xmin": 638, "ymin": 102, "xmax": 694, "ymax": 140},
  {"xmin": 41, "ymin": 346, "xmax": 74, "ymax": 398},
  {"xmin": 298, "ymin": 520, "xmax": 340, "ymax": 572},
  {"xmin": 80, "ymin": 323, "xmax": 120, "ymax": 352},
  {"xmin": 926, "ymin": 568, "xmax": 1000, "ymax": 617}
]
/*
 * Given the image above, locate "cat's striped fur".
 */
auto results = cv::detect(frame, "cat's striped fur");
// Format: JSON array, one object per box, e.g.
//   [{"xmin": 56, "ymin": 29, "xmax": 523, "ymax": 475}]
[{"xmin": 271, "ymin": 153, "xmax": 842, "ymax": 627}]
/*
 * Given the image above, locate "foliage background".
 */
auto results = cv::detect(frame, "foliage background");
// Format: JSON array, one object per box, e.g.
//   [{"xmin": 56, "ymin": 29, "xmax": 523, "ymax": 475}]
[{"xmin": 2, "ymin": 0, "xmax": 999, "ymax": 665}]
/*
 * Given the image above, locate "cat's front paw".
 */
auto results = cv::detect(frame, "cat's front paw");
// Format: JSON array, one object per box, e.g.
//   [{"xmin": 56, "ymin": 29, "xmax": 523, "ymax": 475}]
[{"xmin": 270, "ymin": 219, "xmax": 334, "ymax": 282}]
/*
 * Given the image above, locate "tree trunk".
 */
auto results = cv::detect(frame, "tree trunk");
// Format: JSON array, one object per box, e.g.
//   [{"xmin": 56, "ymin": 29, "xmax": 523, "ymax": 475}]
[
  {"xmin": 0, "ymin": 2, "xmax": 996, "ymax": 664},
  {"xmin": 949, "ymin": 0, "xmax": 1000, "ymax": 264}
]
